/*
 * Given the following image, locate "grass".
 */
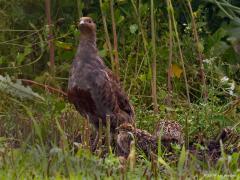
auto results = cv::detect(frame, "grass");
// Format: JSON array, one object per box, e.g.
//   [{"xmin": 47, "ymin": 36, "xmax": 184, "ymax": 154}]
[
  {"xmin": 0, "ymin": 1, "xmax": 239, "ymax": 178},
  {"xmin": 0, "ymin": 139, "xmax": 239, "ymax": 179},
  {"xmin": 0, "ymin": 89, "xmax": 239, "ymax": 179}
]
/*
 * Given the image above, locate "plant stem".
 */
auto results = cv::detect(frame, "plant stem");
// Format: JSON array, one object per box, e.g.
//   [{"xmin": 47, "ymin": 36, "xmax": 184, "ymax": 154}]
[
  {"xmin": 187, "ymin": 0, "xmax": 208, "ymax": 102},
  {"xmin": 98, "ymin": 118, "xmax": 103, "ymax": 150},
  {"xmin": 167, "ymin": 2, "xmax": 173, "ymax": 106},
  {"xmin": 99, "ymin": 0, "xmax": 115, "ymax": 75},
  {"xmin": 45, "ymin": 0, "xmax": 55, "ymax": 72},
  {"xmin": 20, "ymin": 79, "xmax": 67, "ymax": 97},
  {"xmin": 168, "ymin": 0, "xmax": 191, "ymax": 106},
  {"xmin": 131, "ymin": 0, "xmax": 148, "ymax": 53},
  {"xmin": 106, "ymin": 115, "xmax": 111, "ymax": 152},
  {"xmin": 76, "ymin": 0, "xmax": 83, "ymax": 18},
  {"xmin": 151, "ymin": 0, "xmax": 158, "ymax": 113},
  {"xmin": 110, "ymin": 0, "xmax": 120, "ymax": 80}
]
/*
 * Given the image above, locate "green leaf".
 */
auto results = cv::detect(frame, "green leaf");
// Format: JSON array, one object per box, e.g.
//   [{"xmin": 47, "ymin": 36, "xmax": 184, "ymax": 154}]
[
  {"xmin": 16, "ymin": 52, "xmax": 25, "ymax": 65},
  {"xmin": 138, "ymin": 74, "xmax": 146, "ymax": 82},
  {"xmin": 129, "ymin": 24, "xmax": 138, "ymax": 34},
  {"xmin": 210, "ymin": 41, "xmax": 230, "ymax": 56},
  {"xmin": 158, "ymin": 156, "xmax": 175, "ymax": 175},
  {"xmin": 207, "ymin": 28, "xmax": 227, "ymax": 50},
  {"xmin": 115, "ymin": 9, "xmax": 125, "ymax": 25},
  {"xmin": 0, "ymin": 75, "xmax": 44, "ymax": 101},
  {"xmin": 99, "ymin": 49, "xmax": 107, "ymax": 57},
  {"xmin": 178, "ymin": 146, "xmax": 187, "ymax": 176},
  {"xmin": 210, "ymin": 115, "xmax": 227, "ymax": 122},
  {"xmin": 227, "ymin": 27, "xmax": 240, "ymax": 38},
  {"xmin": 55, "ymin": 41, "xmax": 73, "ymax": 50},
  {"xmin": 24, "ymin": 46, "xmax": 32, "ymax": 56},
  {"xmin": 197, "ymin": 42, "xmax": 204, "ymax": 53},
  {"xmin": 0, "ymin": 57, "xmax": 3, "ymax": 65},
  {"xmin": 140, "ymin": 3, "xmax": 148, "ymax": 15}
]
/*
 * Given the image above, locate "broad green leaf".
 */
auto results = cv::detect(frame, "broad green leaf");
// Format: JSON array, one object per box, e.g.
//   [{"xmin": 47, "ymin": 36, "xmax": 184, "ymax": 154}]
[{"xmin": 0, "ymin": 75, "xmax": 44, "ymax": 101}]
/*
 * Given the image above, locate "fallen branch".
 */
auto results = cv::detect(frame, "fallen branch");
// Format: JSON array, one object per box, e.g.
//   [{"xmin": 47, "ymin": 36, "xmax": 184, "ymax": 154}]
[{"xmin": 20, "ymin": 79, "xmax": 67, "ymax": 97}]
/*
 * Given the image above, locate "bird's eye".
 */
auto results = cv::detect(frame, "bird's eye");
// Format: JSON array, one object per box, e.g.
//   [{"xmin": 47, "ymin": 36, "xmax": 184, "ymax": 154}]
[{"xmin": 88, "ymin": 20, "xmax": 92, "ymax": 23}]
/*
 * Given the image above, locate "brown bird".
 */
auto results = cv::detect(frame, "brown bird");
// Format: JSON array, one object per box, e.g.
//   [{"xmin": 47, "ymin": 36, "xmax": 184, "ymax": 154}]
[
  {"xmin": 116, "ymin": 123, "xmax": 158, "ymax": 157},
  {"xmin": 116, "ymin": 120, "xmax": 183, "ymax": 157},
  {"xmin": 67, "ymin": 17, "xmax": 134, "ymax": 132},
  {"xmin": 154, "ymin": 120, "xmax": 184, "ymax": 144}
]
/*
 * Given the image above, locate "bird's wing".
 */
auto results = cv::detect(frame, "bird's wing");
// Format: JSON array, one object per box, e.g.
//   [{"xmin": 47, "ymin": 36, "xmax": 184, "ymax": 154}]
[
  {"xmin": 106, "ymin": 68, "xmax": 135, "ymax": 120},
  {"xmin": 94, "ymin": 56, "xmax": 133, "ymax": 116},
  {"xmin": 88, "ymin": 69, "xmax": 118, "ymax": 116},
  {"xmin": 115, "ymin": 87, "xmax": 134, "ymax": 119}
]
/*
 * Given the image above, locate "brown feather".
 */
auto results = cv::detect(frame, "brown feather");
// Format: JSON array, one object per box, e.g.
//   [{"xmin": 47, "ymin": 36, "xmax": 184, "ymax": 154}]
[
  {"xmin": 67, "ymin": 17, "xmax": 134, "ymax": 131},
  {"xmin": 116, "ymin": 121, "xmax": 183, "ymax": 157}
]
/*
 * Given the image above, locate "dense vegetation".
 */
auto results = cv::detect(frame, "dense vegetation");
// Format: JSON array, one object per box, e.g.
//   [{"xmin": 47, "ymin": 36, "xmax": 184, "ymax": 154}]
[{"xmin": 0, "ymin": 0, "xmax": 239, "ymax": 179}]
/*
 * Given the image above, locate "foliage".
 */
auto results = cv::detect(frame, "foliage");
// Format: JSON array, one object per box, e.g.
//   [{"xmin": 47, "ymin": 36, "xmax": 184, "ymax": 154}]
[
  {"xmin": 0, "ymin": 0, "xmax": 239, "ymax": 178},
  {"xmin": 0, "ymin": 75, "xmax": 44, "ymax": 101}
]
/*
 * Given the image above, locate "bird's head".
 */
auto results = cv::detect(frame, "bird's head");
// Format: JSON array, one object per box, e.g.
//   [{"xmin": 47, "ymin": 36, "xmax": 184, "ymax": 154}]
[
  {"xmin": 116, "ymin": 123, "xmax": 134, "ymax": 132},
  {"xmin": 78, "ymin": 17, "xmax": 96, "ymax": 36}
]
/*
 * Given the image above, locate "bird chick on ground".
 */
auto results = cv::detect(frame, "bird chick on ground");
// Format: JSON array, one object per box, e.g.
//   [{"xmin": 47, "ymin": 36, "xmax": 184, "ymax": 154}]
[
  {"xmin": 116, "ymin": 120, "xmax": 183, "ymax": 157},
  {"xmin": 154, "ymin": 120, "xmax": 184, "ymax": 144}
]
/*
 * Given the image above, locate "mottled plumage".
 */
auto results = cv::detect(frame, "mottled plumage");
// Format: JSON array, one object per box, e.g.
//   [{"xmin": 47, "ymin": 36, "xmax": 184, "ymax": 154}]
[
  {"xmin": 154, "ymin": 120, "xmax": 183, "ymax": 144},
  {"xmin": 116, "ymin": 121, "xmax": 183, "ymax": 157},
  {"xmin": 68, "ymin": 17, "xmax": 134, "ymax": 132},
  {"xmin": 116, "ymin": 123, "xmax": 157, "ymax": 157}
]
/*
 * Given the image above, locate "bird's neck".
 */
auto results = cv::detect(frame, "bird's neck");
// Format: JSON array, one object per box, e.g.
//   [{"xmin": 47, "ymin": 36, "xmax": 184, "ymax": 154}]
[{"xmin": 78, "ymin": 33, "xmax": 97, "ymax": 55}]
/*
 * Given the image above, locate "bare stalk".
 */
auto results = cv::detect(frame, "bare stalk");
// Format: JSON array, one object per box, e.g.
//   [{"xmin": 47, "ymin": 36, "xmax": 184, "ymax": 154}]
[
  {"xmin": 106, "ymin": 115, "xmax": 111, "ymax": 152},
  {"xmin": 76, "ymin": 0, "xmax": 83, "ymax": 18},
  {"xmin": 98, "ymin": 118, "xmax": 103, "ymax": 149},
  {"xmin": 110, "ymin": 0, "xmax": 120, "ymax": 80},
  {"xmin": 151, "ymin": 152, "xmax": 158, "ymax": 179},
  {"xmin": 185, "ymin": 112, "xmax": 189, "ymax": 148},
  {"xmin": 130, "ymin": 0, "xmax": 152, "ymax": 108},
  {"xmin": 45, "ymin": 0, "xmax": 55, "ymax": 71},
  {"xmin": 128, "ymin": 0, "xmax": 148, "ymax": 95},
  {"xmin": 20, "ymin": 79, "xmax": 67, "ymax": 97},
  {"xmin": 166, "ymin": 4, "xmax": 173, "ymax": 106},
  {"xmin": 83, "ymin": 117, "xmax": 90, "ymax": 150},
  {"xmin": 168, "ymin": 0, "xmax": 191, "ymax": 105},
  {"xmin": 130, "ymin": 0, "xmax": 150, "ymax": 68},
  {"xmin": 187, "ymin": 0, "xmax": 208, "ymax": 101},
  {"xmin": 128, "ymin": 140, "xmax": 136, "ymax": 171},
  {"xmin": 99, "ymin": 0, "xmax": 115, "ymax": 75},
  {"xmin": 151, "ymin": 0, "xmax": 158, "ymax": 113},
  {"xmin": 131, "ymin": 0, "xmax": 148, "ymax": 53}
]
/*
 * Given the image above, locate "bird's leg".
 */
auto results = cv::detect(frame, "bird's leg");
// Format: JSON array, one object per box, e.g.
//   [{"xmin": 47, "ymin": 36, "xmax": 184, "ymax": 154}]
[
  {"xmin": 83, "ymin": 117, "xmax": 91, "ymax": 150},
  {"xmin": 91, "ymin": 132, "xmax": 99, "ymax": 152},
  {"xmin": 92, "ymin": 118, "xmax": 103, "ymax": 152},
  {"xmin": 106, "ymin": 115, "xmax": 111, "ymax": 152}
]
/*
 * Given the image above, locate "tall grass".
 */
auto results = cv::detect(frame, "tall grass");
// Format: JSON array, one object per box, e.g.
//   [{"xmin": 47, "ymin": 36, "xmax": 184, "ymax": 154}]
[{"xmin": 0, "ymin": 0, "xmax": 239, "ymax": 179}]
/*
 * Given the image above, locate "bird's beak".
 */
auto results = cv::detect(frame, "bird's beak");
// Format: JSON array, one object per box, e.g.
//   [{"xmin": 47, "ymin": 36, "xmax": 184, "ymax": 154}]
[{"xmin": 79, "ymin": 20, "xmax": 85, "ymax": 25}]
